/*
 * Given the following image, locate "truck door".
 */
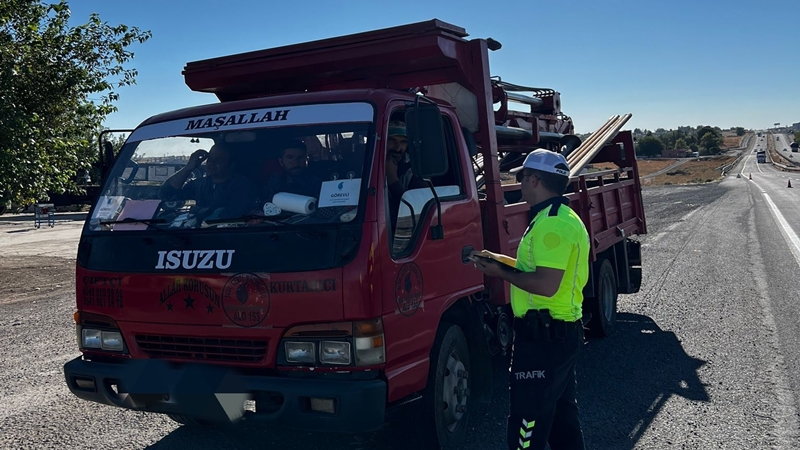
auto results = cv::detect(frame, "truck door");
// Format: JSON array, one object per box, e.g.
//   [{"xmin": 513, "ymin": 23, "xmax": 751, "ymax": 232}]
[{"xmin": 378, "ymin": 104, "xmax": 482, "ymax": 378}]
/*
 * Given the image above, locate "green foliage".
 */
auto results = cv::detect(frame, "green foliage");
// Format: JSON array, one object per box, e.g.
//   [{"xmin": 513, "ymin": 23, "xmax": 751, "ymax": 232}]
[
  {"xmin": 700, "ymin": 131, "xmax": 723, "ymax": 154},
  {"xmin": 735, "ymin": 127, "xmax": 745, "ymax": 136},
  {"xmin": 636, "ymin": 135, "xmax": 664, "ymax": 157},
  {"xmin": 0, "ymin": 0, "xmax": 151, "ymax": 208},
  {"xmin": 794, "ymin": 132, "xmax": 800, "ymax": 144},
  {"xmin": 633, "ymin": 124, "xmax": 734, "ymax": 156}
]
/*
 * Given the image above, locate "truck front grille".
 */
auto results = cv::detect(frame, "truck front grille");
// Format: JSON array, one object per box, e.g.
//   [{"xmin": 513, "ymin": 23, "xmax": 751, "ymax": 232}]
[{"xmin": 135, "ymin": 334, "xmax": 268, "ymax": 363}]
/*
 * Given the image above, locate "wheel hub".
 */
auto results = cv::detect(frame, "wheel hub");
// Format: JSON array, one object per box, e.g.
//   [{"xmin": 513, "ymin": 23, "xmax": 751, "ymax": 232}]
[
  {"xmin": 442, "ymin": 351, "xmax": 469, "ymax": 432},
  {"xmin": 496, "ymin": 312, "xmax": 511, "ymax": 349}
]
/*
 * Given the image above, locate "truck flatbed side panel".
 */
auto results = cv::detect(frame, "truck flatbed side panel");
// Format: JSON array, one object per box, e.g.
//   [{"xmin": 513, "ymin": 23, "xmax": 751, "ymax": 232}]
[
  {"xmin": 585, "ymin": 178, "xmax": 644, "ymax": 254},
  {"xmin": 182, "ymin": 20, "xmax": 476, "ymax": 100},
  {"xmin": 485, "ymin": 132, "xmax": 646, "ymax": 305}
]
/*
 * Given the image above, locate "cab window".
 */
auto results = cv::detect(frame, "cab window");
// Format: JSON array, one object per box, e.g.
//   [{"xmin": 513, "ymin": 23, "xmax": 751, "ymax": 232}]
[{"xmin": 386, "ymin": 109, "xmax": 465, "ymax": 257}]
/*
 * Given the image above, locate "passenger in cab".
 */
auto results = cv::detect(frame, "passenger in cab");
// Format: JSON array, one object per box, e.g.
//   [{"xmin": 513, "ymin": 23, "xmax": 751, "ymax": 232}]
[
  {"xmin": 385, "ymin": 121, "xmax": 427, "ymax": 227},
  {"xmin": 263, "ymin": 139, "xmax": 324, "ymax": 201},
  {"xmin": 160, "ymin": 143, "xmax": 257, "ymax": 219}
]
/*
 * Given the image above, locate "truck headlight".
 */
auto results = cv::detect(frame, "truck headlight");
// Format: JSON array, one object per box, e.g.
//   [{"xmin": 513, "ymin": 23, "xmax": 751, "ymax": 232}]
[
  {"xmin": 285, "ymin": 341, "xmax": 315, "ymax": 364},
  {"xmin": 280, "ymin": 318, "xmax": 386, "ymax": 367},
  {"xmin": 82, "ymin": 329, "xmax": 102, "ymax": 348},
  {"xmin": 319, "ymin": 341, "xmax": 351, "ymax": 365},
  {"xmin": 81, "ymin": 328, "xmax": 125, "ymax": 352},
  {"xmin": 101, "ymin": 331, "xmax": 124, "ymax": 351}
]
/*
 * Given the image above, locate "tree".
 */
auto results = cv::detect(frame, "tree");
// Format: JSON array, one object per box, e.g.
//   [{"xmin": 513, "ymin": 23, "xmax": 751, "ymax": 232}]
[
  {"xmin": 735, "ymin": 127, "xmax": 745, "ymax": 136},
  {"xmin": 675, "ymin": 138, "xmax": 688, "ymax": 150},
  {"xmin": 696, "ymin": 126, "xmax": 718, "ymax": 140},
  {"xmin": 700, "ymin": 132, "xmax": 722, "ymax": 154},
  {"xmin": 636, "ymin": 135, "xmax": 664, "ymax": 157},
  {"xmin": 0, "ymin": 0, "xmax": 151, "ymax": 209},
  {"xmin": 793, "ymin": 132, "xmax": 800, "ymax": 145}
]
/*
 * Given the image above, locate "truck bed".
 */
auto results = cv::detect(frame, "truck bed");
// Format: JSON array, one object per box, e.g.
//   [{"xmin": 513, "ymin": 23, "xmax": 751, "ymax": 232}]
[{"xmin": 483, "ymin": 130, "xmax": 646, "ymax": 265}]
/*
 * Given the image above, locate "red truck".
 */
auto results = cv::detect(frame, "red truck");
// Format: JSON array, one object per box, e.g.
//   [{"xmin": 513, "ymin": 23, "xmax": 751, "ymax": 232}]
[{"xmin": 64, "ymin": 20, "xmax": 646, "ymax": 449}]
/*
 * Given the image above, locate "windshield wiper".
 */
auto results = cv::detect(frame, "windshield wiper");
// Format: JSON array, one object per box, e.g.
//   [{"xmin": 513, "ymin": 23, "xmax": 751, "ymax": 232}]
[
  {"xmin": 204, "ymin": 214, "xmax": 290, "ymax": 226},
  {"xmin": 98, "ymin": 217, "xmax": 168, "ymax": 228}
]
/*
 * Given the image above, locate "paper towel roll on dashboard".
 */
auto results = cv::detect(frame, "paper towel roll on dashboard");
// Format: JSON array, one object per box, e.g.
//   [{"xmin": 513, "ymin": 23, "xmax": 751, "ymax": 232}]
[{"xmin": 272, "ymin": 192, "xmax": 317, "ymax": 214}]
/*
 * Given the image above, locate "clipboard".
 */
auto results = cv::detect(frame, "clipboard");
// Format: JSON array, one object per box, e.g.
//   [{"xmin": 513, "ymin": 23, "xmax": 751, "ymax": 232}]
[{"xmin": 469, "ymin": 254, "xmax": 523, "ymax": 273}]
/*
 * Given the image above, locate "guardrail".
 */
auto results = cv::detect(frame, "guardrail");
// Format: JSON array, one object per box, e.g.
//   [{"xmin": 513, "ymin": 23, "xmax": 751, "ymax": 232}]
[
  {"xmin": 721, "ymin": 154, "xmax": 745, "ymax": 176},
  {"xmin": 720, "ymin": 132, "xmax": 754, "ymax": 176},
  {"xmin": 767, "ymin": 132, "xmax": 800, "ymax": 172},
  {"xmin": 771, "ymin": 161, "xmax": 800, "ymax": 172}
]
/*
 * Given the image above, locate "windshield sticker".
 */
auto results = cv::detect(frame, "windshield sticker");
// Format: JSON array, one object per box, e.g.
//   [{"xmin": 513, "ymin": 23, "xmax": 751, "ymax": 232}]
[
  {"xmin": 263, "ymin": 202, "xmax": 281, "ymax": 216},
  {"xmin": 155, "ymin": 250, "xmax": 235, "ymax": 270},
  {"xmin": 127, "ymin": 102, "xmax": 374, "ymax": 143},
  {"xmin": 318, "ymin": 179, "xmax": 361, "ymax": 208},
  {"xmin": 395, "ymin": 262, "xmax": 424, "ymax": 317},
  {"xmin": 222, "ymin": 273, "xmax": 271, "ymax": 327},
  {"xmin": 92, "ymin": 196, "xmax": 125, "ymax": 221},
  {"xmin": 158, "ymin": 278, "xmax": 221, "ymax": 313}
]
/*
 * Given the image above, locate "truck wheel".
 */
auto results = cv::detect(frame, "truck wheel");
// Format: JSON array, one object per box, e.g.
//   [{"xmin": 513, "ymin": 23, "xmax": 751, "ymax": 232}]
[
  {"xmin": 587, "ymin": 259, "xmax": 617, "ymax": 338},
  {"xmin": 425, "ymin": 323, "xmax": 471, "ymax": 449},
  {"xmin": 396, "ymin": 323, "xmax": 471, "ymax": 449}
]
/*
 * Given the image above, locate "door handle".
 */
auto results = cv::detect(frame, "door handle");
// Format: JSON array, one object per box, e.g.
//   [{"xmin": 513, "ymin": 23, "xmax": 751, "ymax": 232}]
[{"xmin": 461, "ymin": 246, "xmax": 474, "ymax": 264}]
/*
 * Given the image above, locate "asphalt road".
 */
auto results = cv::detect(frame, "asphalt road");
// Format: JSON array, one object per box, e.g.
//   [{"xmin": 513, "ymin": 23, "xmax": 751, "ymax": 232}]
[
  {"xmin": 2, "ymin": 152, "xmax": 800, "ymax": 448},
  {"xmin": 774, "ymin": 133, "xmax": 799, "ymax": 166}
]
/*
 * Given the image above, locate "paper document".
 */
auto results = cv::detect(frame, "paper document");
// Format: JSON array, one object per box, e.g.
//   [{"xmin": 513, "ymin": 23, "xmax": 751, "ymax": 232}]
[
  {"xmin": 114, "ymin": 200, "xmax": 161, "ymax": 230},
  {"xmin": 318, "ymin": 179, "xmax": 361, "ymax": 207}
]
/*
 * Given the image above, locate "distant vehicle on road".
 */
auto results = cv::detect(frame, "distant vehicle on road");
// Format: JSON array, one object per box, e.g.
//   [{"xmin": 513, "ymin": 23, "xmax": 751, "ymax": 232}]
[{"xmin": 757, "ymin": 150, "xmax": 766, "ymax": 163}]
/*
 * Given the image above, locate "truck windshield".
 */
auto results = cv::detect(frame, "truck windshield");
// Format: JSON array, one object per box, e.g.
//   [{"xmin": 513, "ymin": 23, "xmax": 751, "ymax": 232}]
[{"xmin": 87, "ymin": 102, "xmax": 375, "ymax": 232}]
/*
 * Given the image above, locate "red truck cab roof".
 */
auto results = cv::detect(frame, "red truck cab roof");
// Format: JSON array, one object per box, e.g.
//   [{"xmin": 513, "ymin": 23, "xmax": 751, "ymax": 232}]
[{"xmin": 182, "ymin": 19, "xmax": 472, "ymax": 101}]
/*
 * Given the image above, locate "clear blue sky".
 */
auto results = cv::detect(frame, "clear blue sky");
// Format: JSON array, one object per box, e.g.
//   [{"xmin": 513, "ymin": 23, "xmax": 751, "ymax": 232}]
[{"xmin": 67, "ymin": 0, "xmax": 799, "ymax": 134}]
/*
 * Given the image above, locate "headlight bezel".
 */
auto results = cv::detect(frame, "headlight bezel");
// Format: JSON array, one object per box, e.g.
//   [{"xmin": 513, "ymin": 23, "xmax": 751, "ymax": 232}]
[
  {"xmin": 75, "ymin": 311, "xmax": 128, "ymax": 354},
  {"xmin": 319, "ymin": 340, "xmax": 352, "ymax": 365},
  {"xmin": 278, "ymin": 318, "xmax": 385, "ymax": 368},
  {"xmin": 284, "ymin": 341, "xmax": 316, "ymax": 364}
]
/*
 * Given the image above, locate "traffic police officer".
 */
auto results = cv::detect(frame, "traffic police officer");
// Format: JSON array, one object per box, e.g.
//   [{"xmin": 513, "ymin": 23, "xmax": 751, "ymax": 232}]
[{"xmin": 471, "ymin": 148, "xmax": 589, "ymax": 450}]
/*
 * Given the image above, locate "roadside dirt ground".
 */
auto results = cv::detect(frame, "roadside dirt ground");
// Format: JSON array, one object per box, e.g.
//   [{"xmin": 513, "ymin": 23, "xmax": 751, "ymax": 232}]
[{"xmin": 0, "ymin": 213, "xmax": 84, "ymax": 306}]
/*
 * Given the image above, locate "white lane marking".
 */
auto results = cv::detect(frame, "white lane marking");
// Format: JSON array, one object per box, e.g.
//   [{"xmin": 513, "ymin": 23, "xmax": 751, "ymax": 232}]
[
  {"xmin": 748, "ymin": 175, "xmax": 800, "ymax": 449},
  {"xmin": 748, "ymin": 228, "xmax": 800, "ymax": 450},
  {"xmin": 761, "ymin": 190, "xmax": 800, "ymax": 266},
  {"xmin": 739, "ymin": 140, "xmax": 761, "ymax": 177}
]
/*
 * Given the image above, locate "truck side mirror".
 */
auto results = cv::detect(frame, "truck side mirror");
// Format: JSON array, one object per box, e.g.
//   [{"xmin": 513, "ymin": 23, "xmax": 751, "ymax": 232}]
[
  {"xmin": 102, "ymin": 141, "xmax": 115, "ymax": 178},
  {"xmin": 405, "ymin": 105, "xmax": 449, "ymax": 179}
]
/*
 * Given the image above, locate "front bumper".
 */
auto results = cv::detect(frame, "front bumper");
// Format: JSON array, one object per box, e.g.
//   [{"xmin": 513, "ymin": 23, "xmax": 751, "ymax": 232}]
[{"xmin": 63, "ymin": 356, "xmax": 386, "ymax": 432}]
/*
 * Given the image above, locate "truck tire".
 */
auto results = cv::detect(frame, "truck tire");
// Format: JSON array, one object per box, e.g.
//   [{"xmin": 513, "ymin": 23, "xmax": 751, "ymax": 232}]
[
  {"xmin": 587, "ymin": 258, "xmax": 617, "ymax": 338},
  {"xmin": 394, "ymin": 322, "xmax": 472, "ymax": 449}
]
